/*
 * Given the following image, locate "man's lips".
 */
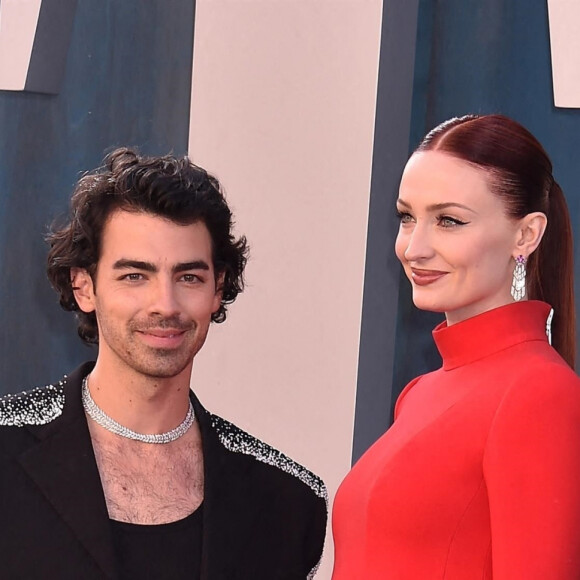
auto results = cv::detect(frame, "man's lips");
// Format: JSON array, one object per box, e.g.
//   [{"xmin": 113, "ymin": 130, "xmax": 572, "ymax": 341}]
[
  {"xmin": 410, "ymin": 268, "xmax": 448, "ymax": 286},
  {"xmin": 140, "ymin": 329, "xmax": 186, "ymax": 338},
  {"xmin": 136, "ymin": 328, "xmax": 188, "ymax": 347}
]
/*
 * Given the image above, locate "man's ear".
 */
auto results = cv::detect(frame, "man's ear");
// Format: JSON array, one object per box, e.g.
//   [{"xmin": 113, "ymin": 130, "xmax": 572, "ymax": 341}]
[
  {"xmin": 514, "ymin": 212, "xmax": 547, "ymax": 258},
  {"xmin": 71, "ymin": 268, "xmax": 96, "ymax": 313},
  {"xmin": 213, "ymin": 272, "xmax": 225, "ymax": 313}
]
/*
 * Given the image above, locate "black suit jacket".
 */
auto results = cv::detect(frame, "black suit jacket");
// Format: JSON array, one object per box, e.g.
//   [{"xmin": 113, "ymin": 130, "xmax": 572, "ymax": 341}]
[{"xmin": 0, "ymin": 362, "xmax": 327, "ymax": 579}]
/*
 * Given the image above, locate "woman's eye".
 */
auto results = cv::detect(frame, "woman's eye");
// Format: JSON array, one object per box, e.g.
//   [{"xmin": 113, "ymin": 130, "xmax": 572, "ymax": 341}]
[
  {"xmin": 438, "ymin": 215, "xmax": 467, "ymax": 228},
  {"xmin": 396, "ymin": 210, "xmax": 414, "ymax": 224}
]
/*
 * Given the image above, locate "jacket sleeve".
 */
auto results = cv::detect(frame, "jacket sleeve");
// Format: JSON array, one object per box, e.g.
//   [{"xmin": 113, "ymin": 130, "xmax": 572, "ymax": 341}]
[
  {"xmin": 483, "ymin": 362, "xmax": 580, "ymax": 579},
  {"xmin": 305, "ymin": 492, "xmax": 328, "ymax": 578}
]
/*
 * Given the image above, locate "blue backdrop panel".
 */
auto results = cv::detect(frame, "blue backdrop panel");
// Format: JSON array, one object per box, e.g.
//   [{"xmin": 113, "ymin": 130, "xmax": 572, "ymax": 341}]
[
  {"xmin": 352, "ymin": 0, "xmax": 420, "ymax": 463},
  {"xmin": 25, "ymin": 0, "xmax": 78, "ymax": 94},
  {"xmin": 0, "ymin": 0, "xmax": 195, "ymax": 391}
]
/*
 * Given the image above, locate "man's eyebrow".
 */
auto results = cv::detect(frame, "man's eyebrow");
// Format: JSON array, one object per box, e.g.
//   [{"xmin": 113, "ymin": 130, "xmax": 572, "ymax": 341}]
[
  {"xmin": 396, "ymin": 199, "xmax": 475, "ymax": 213},
  {"xmin": 173, "ymin": 261, "xmax": 211, "ymax": 273},
  {"xmin": 113, "ymin": 259, "xmax": 157, "ymax": 272},
  {"xmin": 111, "ymin": 259, "xmax": 211, "ymax": 273}
]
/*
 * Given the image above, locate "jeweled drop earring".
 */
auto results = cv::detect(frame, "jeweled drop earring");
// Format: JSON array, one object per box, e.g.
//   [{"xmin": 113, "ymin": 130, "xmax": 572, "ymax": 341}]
[
  {"xmin": 510, "ymin": 255, "xmax": 527, "ymax": 301},
  {"xmin": 546, "ymin": 308, "xmax": 554, "ymax": 346}
]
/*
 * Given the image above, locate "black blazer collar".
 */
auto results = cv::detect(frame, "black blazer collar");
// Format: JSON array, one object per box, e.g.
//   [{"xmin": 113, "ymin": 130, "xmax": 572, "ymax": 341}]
[
  {"xmin": 18, "ymin": 362, "xmax": 117, "ymax": 579},
  {"xmin": 15, "ymin": 363, "xmax": 272, "ymax": 580},
  {"xmin": 191, "ymin": 392, "xmax": 261, "ymax": 577}
]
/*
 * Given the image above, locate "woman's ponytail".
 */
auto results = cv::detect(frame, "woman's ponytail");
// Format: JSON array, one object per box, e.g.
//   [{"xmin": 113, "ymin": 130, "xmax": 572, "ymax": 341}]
[{"xmin": 528, "ymin": 180, "xmax": 576, "ymax": 369}]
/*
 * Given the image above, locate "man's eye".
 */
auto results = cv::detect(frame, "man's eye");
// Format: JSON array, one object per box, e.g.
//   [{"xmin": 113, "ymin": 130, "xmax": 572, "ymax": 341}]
[
  {"xmin": 181, "ymin": 274, "xmax": 201, "ymax": 283},
  {"xmin": 124, "ymin": 273, "xmax": 143, "ymax": 281}
]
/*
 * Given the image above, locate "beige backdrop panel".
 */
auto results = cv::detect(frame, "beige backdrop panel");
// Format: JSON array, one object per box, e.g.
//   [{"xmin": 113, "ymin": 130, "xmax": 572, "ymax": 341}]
[
  {"xmin": 189, "ymin": 1, "xmax": 383, "ymax": 576},
  {"xmin": 0, "ymin": 0, "xmax": 42, "ymax": 90},
  {"xmin": 548, "ymin": 0, "xmax": 580, "ymax": 107}
]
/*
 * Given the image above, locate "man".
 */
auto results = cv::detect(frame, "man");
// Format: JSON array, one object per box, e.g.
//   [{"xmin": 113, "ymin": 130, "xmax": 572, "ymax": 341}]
[{"xmin": 0, "ymin": 148, "xmax": 327, "ymax": 579}]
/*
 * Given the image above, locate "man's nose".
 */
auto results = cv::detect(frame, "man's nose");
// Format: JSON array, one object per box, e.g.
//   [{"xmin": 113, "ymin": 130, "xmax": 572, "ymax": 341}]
[{"xmin": 149, "ymin": 279, "xmax": 180, "ymax": 317}]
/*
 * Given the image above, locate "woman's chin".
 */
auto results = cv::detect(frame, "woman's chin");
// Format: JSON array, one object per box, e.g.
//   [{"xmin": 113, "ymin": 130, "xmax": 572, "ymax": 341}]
[{"xmin": 411, "ymin": 295, "xmax": 448, "ymax": 314}]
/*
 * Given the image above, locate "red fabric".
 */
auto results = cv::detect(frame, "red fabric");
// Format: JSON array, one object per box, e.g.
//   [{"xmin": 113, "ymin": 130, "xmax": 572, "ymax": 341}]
[{"xmin": 332, "ymin": 301, "xmax": 580, "ymax": 579}]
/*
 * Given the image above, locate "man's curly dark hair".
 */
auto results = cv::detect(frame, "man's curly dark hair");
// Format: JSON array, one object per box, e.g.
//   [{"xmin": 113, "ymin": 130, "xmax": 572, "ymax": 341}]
[{"xmin": 46, "ymin": 147, "xmax": 248, "ymax": 345}]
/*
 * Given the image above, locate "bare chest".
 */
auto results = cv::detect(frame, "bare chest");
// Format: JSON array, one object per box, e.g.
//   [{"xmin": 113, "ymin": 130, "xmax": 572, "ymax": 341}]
[{"xmin": 91, "ymin": 433, "xmax": 204, "ymax": 525}]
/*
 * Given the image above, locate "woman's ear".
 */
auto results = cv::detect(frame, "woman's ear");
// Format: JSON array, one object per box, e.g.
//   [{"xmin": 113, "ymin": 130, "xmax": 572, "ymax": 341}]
[
  {"xmin": 70, "ymin": 268, "xmax": 96, "ymax": 313},
  {"xmin": 514, "ymin": 212, "xmax": 547, "ymax": 258}
]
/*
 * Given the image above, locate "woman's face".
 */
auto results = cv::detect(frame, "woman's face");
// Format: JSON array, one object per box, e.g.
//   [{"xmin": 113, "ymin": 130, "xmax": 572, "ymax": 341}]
[{"xmin": 395, "ymin": 151, "xmax": 522, "ymax": 325}]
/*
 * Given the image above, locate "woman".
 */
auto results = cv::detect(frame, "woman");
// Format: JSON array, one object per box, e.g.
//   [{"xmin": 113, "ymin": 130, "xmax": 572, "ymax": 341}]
[{"xmin": 332, "ymin": 114, "xmax": 580, "ymax": 579}]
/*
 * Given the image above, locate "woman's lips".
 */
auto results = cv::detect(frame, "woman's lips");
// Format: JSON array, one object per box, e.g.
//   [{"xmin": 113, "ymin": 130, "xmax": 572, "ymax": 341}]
[{"xmin": 410, "ymin": 268, "xmax": 448, "ymax": 286}]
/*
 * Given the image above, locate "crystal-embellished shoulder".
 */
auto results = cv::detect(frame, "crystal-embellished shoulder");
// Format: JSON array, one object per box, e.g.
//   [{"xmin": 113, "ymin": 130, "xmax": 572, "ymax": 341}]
[
  {"xmin": 210, "ymin": 414, "xmax": 328, "ymax": 501},
  {"xmin": 0, "ymin": 378, "xmax": 66, "ymax": 427}
]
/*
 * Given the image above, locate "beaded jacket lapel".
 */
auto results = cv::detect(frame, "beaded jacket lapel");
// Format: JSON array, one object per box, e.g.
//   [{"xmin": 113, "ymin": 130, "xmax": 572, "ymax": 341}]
[
  {"xmin": 18, "ymin": 362, "xmax": 117, "ymax": 579},
  {"xmin": 193, "ymin": 398, "xmax": 258, "ymax": 579}
]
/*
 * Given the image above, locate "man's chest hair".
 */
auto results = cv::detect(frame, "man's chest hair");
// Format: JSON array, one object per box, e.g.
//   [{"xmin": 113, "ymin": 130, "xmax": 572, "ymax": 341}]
[{"xmin": 91, "ymin": 432, "xmax": 204, "ymax": 525}]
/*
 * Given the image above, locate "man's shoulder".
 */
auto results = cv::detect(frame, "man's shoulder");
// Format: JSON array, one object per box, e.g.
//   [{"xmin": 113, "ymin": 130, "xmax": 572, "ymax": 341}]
[
  {"xmin": 0, "ymin": 378, "xmax": 67, "ymax": 427},
  {"xmin": 207, "ymin": 411, "xmax": 327, "ymax": 502}
]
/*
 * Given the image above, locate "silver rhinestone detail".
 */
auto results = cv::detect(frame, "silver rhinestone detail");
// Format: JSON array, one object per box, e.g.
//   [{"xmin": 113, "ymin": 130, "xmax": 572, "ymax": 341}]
[
  {"xmin": 0, "ymin": 379, "xmax": 66, "ymax": 427},
  {"xmin": 210, "ymin": 414, "xmax": 328, "ymax": 501},
  {"xmin": 82, "ymin": 376, "xmax": 195, "ymax": 444},
  {"xmin": 307, "ymin": 558, "xmax": 322, "ymax": 579}
]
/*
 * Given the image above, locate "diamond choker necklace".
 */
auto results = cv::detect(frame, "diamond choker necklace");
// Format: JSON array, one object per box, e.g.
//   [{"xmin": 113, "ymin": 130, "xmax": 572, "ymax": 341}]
[{"xmin": 81, "ymin": 376, "xmax": 195, "ymax": 444}]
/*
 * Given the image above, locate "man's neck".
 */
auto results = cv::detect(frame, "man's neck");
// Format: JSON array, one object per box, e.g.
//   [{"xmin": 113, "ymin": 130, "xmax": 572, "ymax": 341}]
[{"xmin": 86, "ymin": 358, "xmax": 194, "ymax": 436}]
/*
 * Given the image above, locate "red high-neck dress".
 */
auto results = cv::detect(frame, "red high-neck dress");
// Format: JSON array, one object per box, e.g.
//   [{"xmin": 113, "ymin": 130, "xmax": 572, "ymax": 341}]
[{"xmin": 332, "ymin": 301, "xmax": 580, "ymax": 579}]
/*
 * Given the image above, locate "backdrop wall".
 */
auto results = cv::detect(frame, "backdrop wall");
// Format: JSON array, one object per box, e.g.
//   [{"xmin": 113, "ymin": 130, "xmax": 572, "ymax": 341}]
[{"xmin": 0, "ymin": 1, "xmax": 578, "ymax": 577}]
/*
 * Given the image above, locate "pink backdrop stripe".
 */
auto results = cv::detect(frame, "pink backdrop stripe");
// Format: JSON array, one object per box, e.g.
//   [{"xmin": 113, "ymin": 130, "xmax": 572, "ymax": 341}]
[{"xmin": 188, "ymin": 2, "xmax": 384, "ymax": 576}]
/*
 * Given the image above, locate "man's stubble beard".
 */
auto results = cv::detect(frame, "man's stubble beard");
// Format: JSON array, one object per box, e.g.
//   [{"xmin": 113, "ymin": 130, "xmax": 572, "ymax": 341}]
[{"xmin": 96, "ymin": 312, "xmax": 210, "ymax": 380}]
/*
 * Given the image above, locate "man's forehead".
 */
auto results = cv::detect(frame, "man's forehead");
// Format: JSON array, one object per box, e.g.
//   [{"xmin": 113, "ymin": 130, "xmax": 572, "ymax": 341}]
[
  {"xmin": 102, "ymin": 208, "xmax": 203, "ymax": 230},
  {"xmin": 99, "ymin": 210, "xmax": 213, "ymax": 265}
]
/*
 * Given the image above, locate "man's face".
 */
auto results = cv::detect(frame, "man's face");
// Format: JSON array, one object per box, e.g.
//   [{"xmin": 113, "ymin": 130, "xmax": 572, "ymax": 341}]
[{"xmin": 72, "ymin": 210, "xmax": 222, "ymax": 380}]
